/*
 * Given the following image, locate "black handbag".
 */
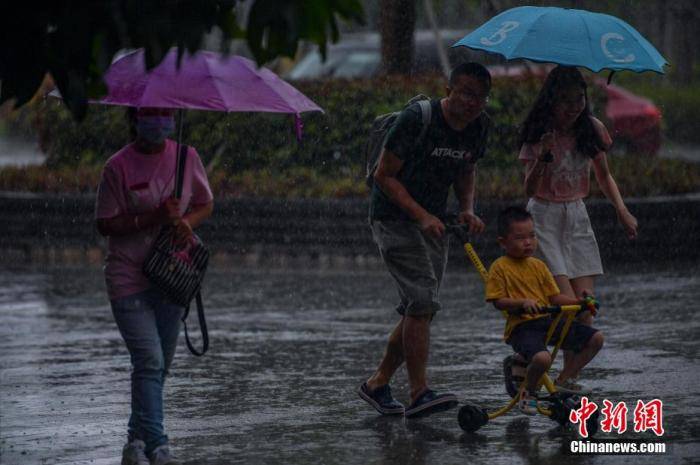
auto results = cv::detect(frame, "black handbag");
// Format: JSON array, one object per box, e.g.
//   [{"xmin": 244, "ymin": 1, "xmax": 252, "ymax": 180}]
[{"xmin": 143, "ymin": 144, "xmax": 210, "ymax": 356}]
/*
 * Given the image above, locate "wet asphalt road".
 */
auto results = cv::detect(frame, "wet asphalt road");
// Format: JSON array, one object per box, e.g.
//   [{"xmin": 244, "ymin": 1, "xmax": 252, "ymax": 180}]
[{"xmin": 1, "ymin": 263, "xmax": 699, "ymax": 465}]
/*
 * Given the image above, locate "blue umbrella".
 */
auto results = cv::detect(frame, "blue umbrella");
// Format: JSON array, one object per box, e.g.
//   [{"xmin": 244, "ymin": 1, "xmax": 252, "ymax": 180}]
[{"xmin": 453, "ymin": 6, "xmax": 667, "ymax": 74}]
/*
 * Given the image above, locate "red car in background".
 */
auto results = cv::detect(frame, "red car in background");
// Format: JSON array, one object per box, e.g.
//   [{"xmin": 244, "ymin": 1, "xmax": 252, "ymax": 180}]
[{"xmin": 600, "ymin": 81, "xmax": 661, "ymax": 155}]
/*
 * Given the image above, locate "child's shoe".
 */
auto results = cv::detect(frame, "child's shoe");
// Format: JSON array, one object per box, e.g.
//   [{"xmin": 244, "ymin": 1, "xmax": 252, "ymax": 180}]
[{"xmin": 518, "ymin": 390, "xmax": 538, "ymax": 416}]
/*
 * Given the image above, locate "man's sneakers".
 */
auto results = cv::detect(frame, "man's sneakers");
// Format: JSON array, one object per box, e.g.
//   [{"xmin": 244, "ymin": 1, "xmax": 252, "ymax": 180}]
[
  {"xmin": 404, "ymin": 389, "xmax": 458, "ymax": 419},
  {"xmin": 148, "ymin": 445, "xmax": 181, "ymax": 465},
  {"xmin": 518, "ymin": 390, "xmax": 539, "ymax": 416},
  {"xmin": 358, "ymin": 383, "xmax": 405, "ymax": 415},
  {"xmin": 555, "ymin": 379, "xmax": 592, "ymax": 395},
  {"xmin": 121, "ymin": 439, "xmax": 149, "ymax": 465},
  {"xmin": 359, "ymin": 383, "xmax": 458, "ymax": 418}
]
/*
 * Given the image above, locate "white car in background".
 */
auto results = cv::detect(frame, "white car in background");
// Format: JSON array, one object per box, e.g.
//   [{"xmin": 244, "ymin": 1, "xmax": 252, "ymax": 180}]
[{"xmin": 286, "ymin": 30, "xmax": 485, "ymax": 80}]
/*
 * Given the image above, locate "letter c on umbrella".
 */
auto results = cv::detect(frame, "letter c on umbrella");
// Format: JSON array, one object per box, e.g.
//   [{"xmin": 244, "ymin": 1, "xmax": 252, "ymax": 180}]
[
  {"xmin": 480, "ymin": 21, "xmax": 520, "ymax": 46},
  {"xmin": 601, "ymin": 33, "xmax": 635, "ymax": 63}
]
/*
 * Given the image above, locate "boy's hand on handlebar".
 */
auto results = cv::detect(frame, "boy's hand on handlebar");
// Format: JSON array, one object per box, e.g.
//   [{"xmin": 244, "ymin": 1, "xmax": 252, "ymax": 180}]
[
  {"xmin": 520, "ymin": 299, "xmax": 541, "ymax": 315},
  {"xmin": 457, "ymin": 211, "xmax": 485, "ymax": 235}
]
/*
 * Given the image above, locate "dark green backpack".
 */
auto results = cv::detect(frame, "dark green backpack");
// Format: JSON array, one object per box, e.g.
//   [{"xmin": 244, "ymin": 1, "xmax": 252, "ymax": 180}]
[{"xmin": 364, "ymin": 95, "xmax": 432, "ymax": 187}]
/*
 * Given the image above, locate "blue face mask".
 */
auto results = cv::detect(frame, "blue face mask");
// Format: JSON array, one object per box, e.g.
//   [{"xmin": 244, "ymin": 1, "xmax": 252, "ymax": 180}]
[{"xmin": 136, "ymin": 116, "xmax": 175, "ymax": 144}]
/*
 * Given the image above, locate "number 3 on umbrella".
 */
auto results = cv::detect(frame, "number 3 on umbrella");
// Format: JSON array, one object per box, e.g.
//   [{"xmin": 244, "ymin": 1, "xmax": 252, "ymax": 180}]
[{"xmin": 481, "ymin": 21, "xmax": 520, "ymax": 46}]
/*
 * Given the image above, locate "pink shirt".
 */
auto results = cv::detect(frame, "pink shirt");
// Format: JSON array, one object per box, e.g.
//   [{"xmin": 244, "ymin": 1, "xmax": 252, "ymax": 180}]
[
  {"xmin": 95, "ymin": 139, "xmax": 213, "ymax": 300},
  {"xmin": 519, "ymin": 117, "xmax": 612, "ymax": 202}
]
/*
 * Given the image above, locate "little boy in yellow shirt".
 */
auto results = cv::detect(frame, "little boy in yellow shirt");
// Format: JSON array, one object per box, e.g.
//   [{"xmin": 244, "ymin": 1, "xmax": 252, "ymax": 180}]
[{"xmin": 485, "ymin": 206, "xmax": 604, "ymax": 414}]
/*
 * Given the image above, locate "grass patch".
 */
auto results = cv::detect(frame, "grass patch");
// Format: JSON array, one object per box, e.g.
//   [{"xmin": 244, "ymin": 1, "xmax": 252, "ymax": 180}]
[{"xmin": 2, "ymin": 154, "xmax": 698, "ymax": 200}]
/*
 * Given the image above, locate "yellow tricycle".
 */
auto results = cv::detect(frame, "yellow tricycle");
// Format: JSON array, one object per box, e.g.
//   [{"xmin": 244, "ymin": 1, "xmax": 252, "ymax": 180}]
[{"xmin": 445, "ymin": 222, "xmax": 601, "ymax": 435}]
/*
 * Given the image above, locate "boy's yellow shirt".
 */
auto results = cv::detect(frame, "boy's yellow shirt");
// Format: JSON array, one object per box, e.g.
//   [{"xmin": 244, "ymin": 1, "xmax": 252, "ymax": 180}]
[{"xmin": 485, "ymin": 255, "xmax": 560, "ymax": 340}]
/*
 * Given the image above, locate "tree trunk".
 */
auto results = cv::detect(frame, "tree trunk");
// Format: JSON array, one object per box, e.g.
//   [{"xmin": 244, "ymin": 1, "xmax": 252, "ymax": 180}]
[
  {"xmin": 654, "ymin": 0, "xmax": 666, "ymax": 55},
  {"xmin": 481, "ymin": 0, "xmax": 501, "ymax": 19},
  {"xmin": 379, "ymin": 0, "xmax": 416, "ymax": 75},
  {"xmin": 669, "ymin": 1, "xmax": 695, "ymax": 85}
]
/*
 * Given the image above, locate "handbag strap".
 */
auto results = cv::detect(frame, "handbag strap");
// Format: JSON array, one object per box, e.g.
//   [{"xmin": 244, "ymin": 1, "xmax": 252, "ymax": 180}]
[
  {"xmin": 174, "ymin": 144, "xmax": 188, "ymax": 199},
  {"xmin": 182, "ymin": 291, "xmax": 209, "ymax": 356}
]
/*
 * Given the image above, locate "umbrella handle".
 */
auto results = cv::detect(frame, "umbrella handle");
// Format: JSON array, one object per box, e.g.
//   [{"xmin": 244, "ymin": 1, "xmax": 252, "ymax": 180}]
[
  {"xmin": 294, "ymin": 114, "xmax": 303, "ymax": 142},
  {"xmin": 607, "ymin": 70, "xmax": 616, "ymax": 85}
]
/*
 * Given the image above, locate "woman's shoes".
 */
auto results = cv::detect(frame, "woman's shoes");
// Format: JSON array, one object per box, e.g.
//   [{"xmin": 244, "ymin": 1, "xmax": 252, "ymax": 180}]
[
  {"xmin": 121, "ymin": 439, "xmax": 149, "ymax": 465},
  {"xmin": 555, "ymin": 379, "xmax": 592, "ymax": 395}
]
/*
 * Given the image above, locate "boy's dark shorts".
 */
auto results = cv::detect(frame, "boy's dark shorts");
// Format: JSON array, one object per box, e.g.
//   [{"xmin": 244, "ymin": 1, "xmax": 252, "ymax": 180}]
[{"xmin": 507, "ymin": 317, "xmax": 599, "ymax": 361}]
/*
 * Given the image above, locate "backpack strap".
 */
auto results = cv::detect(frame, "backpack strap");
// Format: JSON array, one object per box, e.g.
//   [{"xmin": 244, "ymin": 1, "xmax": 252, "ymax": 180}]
[
  {"xmin": 416, "ymin": 99, "xmax": 432, "ymax": 145},
  {"xmin": 365, "ymin": 98, "xmax": 433, "ymax": 187}
]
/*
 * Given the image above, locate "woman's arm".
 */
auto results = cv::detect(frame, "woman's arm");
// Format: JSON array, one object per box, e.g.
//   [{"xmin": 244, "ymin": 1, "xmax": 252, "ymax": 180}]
[
  {"xmin": 549, "ymin": 293, "xmax": 581, "ymax": 306},
  {"xmin": 523, "ymin": 132, "xmax": 555, "ymax": 198},
  {"xmin": 96, "ymin": 198, "xmax": 179, "ymax": 237},
  {"xmin": 523, "ymin": 159, "xmax": 547, "ymax": 198},
  {"xmin": 592, "ymin": 153, "xmax": 638, "ymax": 239},
  {"xmin": 173, "ymin": 201, "xmax": 214, "ymax": 243},
  {"xmin": 184, "ymin": 201, "xmax": 214, "ymax": 229}
]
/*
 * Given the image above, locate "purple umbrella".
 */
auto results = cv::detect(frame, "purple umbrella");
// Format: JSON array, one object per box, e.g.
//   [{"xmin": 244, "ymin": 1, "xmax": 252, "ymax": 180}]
[
  {"xmin": 51, "ymin": 48, "xmax": 323, "ymax": 141},
  {"xmin": 100, "ymin": 49, "xmax": 321, "ymax": 112},
  {"xmin": 49, "ymin": 48, "xmax": 325, "ymax": 199},
  {"xmin": 96, "ymin": 48, "xmax": 323, "ymax": 141}
]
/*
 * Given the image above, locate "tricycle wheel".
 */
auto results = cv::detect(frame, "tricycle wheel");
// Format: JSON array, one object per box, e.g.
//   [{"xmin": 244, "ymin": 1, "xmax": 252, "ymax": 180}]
[
  {"xmin": 548, "ymin": 394, "xmax": 601, "ymax": 437},
  {"xmin": 458, "ymin": 404, "xmax": 489, "ymax": 433},
  {"xmin": 585, "ymin": 410, "xmax": 600, "ymax": 437},
  {"xmin": 548, "ymin": 393, "xmax": 579, "ymax": 426}
]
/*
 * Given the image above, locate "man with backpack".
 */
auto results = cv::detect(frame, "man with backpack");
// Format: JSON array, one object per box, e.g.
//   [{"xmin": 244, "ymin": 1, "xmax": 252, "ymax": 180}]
[{"xmin": 358, "ymin": 62, "xmax": 491, "ymax": 419}]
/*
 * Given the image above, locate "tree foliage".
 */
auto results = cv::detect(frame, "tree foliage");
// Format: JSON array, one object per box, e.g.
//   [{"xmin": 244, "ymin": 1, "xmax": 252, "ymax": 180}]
[{"xmin": 0, "ymin": 0, "xmax": 364, "ymax": 120}]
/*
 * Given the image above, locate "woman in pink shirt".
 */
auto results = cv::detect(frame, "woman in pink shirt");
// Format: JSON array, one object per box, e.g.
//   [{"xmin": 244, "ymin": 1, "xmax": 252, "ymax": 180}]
[
  {"xmin": 518, "ymin": 67, "xmax": 637, "ymax": 391},
  {"xmin": 520, "ymin": 66, "xmax": 638, "ymax": 305},
  {"xmin": 95, "ymin": 107, "xmax": 213, "ymax": 465}
]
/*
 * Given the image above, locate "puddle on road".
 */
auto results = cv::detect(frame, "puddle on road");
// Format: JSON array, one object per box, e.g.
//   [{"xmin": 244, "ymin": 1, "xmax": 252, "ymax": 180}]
[{"xmin": 1, "ymin": 265, "xmax": 698, "ymax": 464}]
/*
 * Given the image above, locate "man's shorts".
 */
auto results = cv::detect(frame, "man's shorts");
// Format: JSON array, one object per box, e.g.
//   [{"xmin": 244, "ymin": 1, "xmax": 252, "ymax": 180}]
[
  {"xmin": 527, "ymin": 198, "xmax": 603, "ymax": 279},
  {"xmin": 507, "ymin": 316, "xmax": 599, "ymax": 361},
  {"xmin": 370, "ymin": 219, "xmax": 448, "ymax": 317}
]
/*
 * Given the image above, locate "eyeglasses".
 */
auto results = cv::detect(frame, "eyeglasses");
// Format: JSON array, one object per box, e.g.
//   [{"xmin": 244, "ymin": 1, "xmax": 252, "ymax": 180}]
[{"xmin": 455, "ymin": 89, "xmax": 489, "ymax": 104}]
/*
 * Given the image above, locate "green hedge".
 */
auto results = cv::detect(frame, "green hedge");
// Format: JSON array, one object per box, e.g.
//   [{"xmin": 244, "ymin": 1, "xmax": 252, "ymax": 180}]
[
  {"xmin": 2, "ymin": 154, "xmax": 699, "ymax": 200},
  {"xmin": 7, "ymin": 74, "xmax": 605, "ymax": 173},
  {"xmin": 5, "ymin": 74, "xmax": 700, "ymax": 200}
]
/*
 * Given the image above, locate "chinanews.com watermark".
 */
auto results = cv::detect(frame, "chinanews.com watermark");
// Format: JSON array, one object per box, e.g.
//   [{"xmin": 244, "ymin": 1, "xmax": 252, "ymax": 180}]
[
  {"xmin": 568, "ymin": 397, "xmax": 667, "ymax": 455},
  {"xmin": 571, "ymin": 440, "xmax": 666, "ymax": 455}
]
